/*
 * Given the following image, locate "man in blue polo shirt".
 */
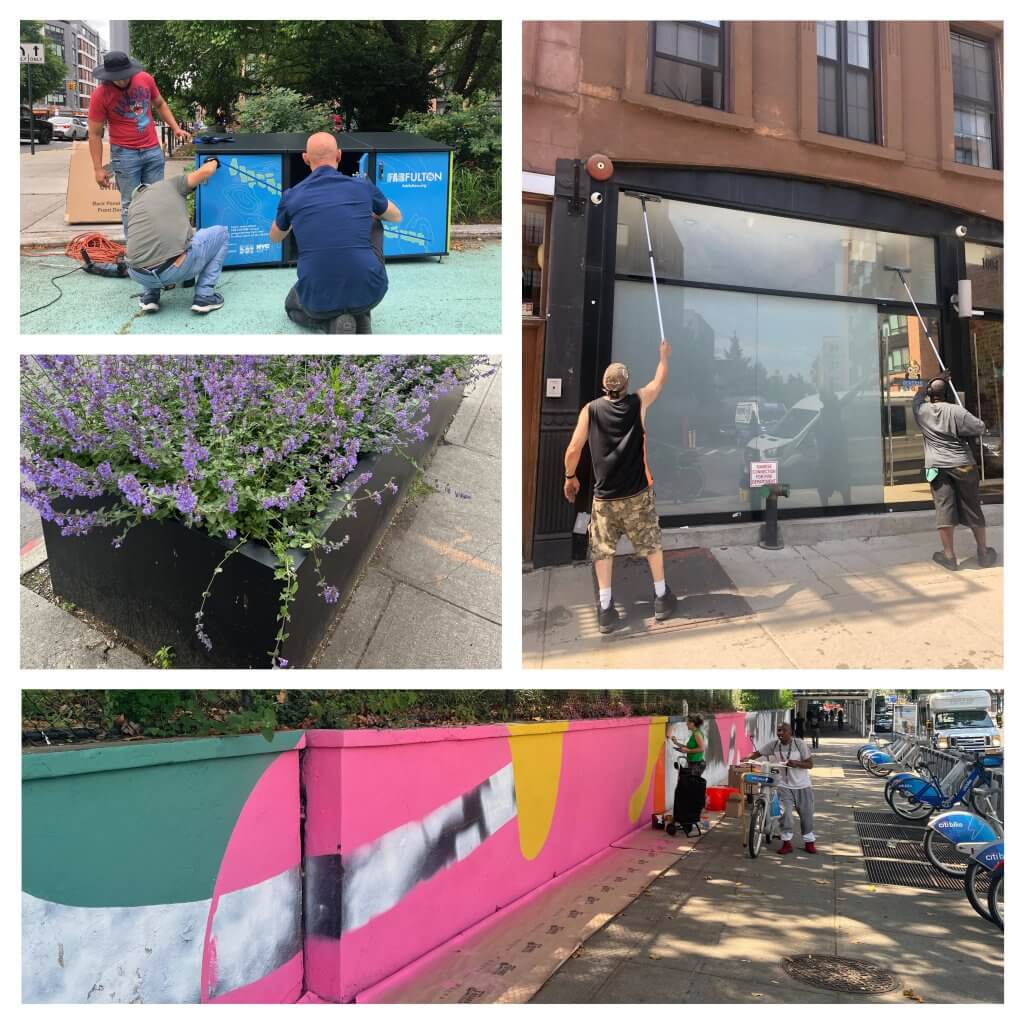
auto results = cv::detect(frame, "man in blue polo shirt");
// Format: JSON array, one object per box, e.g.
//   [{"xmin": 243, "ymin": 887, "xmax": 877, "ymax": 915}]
[{"xmin": 270, "ymin": 132, "xmax": 401, "ymax": 334}]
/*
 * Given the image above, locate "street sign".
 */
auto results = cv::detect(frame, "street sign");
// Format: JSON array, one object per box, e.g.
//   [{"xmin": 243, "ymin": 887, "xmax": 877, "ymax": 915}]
[
  {"xmin": 749, "ymin": 461, "xmax": 779, "ymax": 487},
  {"xmin": 20, "ymin": 42, "xmax": 46, "ymax": 64},
  {"xmin": 886, "ymin": 695, "xmax": 898, "ymax": 703}
]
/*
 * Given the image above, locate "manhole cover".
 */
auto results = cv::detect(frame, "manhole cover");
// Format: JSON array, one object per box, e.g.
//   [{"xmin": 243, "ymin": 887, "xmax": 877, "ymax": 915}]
[{"xmin": 781, "ymin": 954, "xmax": 898, "ymax": 994}]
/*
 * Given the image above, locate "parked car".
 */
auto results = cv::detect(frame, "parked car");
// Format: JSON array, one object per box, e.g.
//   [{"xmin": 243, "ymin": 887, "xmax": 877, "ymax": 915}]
[
  {"xmin": 48, "ymin": 116, "xmax": 88, "ymax": 141},
  {"xmin": 20, "ymin": 105, "xmax": 52, "ymax": 145},
  {"xmin": 873, "ymin": 714, "xmax": 893, "ymax": 733}
]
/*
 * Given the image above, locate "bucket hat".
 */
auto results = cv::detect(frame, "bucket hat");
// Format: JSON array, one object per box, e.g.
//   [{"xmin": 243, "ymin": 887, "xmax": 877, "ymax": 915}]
[{"xmin": 95, "ymin": 51, "xmax": 146, "ymax": 81}]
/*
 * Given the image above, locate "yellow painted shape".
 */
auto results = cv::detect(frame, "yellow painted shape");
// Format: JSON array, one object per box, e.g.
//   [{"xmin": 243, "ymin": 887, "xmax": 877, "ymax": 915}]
[
  {"xmin": 507, "ymin": 722, "xmax": 569, "ymax": 860},
  {"xmin": 628, "ymin": 717, "xmax": 668, "ymax": 824}
]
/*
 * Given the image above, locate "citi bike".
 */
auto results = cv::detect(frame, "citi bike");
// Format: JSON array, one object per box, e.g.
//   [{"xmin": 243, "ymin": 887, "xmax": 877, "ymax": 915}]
[{"xmin": 743, "ymin": 761, "xmax": 785, "ymax": 859}]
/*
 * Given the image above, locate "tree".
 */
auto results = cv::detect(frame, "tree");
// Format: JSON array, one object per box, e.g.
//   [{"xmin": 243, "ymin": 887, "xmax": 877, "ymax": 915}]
[
  {"xmin": 236, "ymin": 88, "xmax": 333, "ymax": 134},
  {"xmin": 20, "ymin": 22, "xmax": 68, "ymax": 104}
]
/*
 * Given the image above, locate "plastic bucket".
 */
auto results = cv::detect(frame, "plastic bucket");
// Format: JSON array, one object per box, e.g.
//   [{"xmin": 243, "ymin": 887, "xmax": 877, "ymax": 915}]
[{"xmin": 706, "ymin": 786, "xmax": 738, "ymax": 812}]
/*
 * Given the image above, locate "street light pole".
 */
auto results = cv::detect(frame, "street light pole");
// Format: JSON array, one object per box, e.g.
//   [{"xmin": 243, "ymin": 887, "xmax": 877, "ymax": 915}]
[{"xmin": 27, "ymin": 62, "xmax": 35, "ymax": 156}]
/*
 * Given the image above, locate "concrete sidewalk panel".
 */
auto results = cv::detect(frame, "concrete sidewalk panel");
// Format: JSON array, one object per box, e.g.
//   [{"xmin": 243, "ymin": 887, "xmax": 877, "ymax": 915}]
[
  {"xmin": 315, "ymin": 568, "xmax": 395, "ymax": 669},
  {"xmin": 356, "ymin": 584, "xmax": 500, "ymax": 669},
  {"xmin": 20, "ymin": 587, "xmax": 148, "ymax": 670}
]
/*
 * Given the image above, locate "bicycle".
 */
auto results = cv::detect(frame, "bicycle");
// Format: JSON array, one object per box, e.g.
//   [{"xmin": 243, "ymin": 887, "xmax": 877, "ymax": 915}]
[
  {"xmin": 922, "ymin": 776, "xmax": 1002, "ymax": 878},
  {"xmin": 961, "ymin": 839, "xmax": 1003, "ymax": 928},
  {"xmin": 885, "ymin": 750, "xmax": 1001, "ymax": 822},
  {"xmin": 743, "ymin": 762, "xmax": 785, "ymax": 859}
]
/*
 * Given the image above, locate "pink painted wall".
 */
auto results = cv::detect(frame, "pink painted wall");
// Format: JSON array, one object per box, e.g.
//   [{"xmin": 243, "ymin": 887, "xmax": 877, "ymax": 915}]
[{"xmin": 302, "ymin": 717, "xmax": 666, "ymax": 1002}]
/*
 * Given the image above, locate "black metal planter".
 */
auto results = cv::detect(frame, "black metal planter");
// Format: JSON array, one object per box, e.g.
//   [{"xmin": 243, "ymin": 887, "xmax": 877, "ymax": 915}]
[{"xmin": 41, "ymin": 387, "xmax": 463, "ymax": 669}]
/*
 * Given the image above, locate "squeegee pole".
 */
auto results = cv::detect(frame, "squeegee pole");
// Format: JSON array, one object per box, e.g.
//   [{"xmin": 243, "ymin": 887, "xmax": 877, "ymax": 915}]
[
  {"xmin": 639, "ymin": 199, "xmax": 666, "ymax": 342},
  {"xmin": 894, "ymin": 269, "xmax": 963, "ymax": 407}
]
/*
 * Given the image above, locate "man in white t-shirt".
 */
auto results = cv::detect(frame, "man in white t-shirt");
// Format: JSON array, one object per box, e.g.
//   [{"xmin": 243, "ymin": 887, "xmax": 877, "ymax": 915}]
[{"xmin": 744, "ymin": 720, "xmax": 816, "ymax": 855}]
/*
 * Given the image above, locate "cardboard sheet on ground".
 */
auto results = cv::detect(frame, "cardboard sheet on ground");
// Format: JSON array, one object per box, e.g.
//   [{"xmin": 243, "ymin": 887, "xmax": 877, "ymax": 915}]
[
  {"xmin": 601, "ymin": 548, "xmax": 753, "ymax": 640},
  {"xmin": 359, "ymin": 846, "xmax": 680, "ymax": 1004},
  {"xmin": 65, "ymin": 141, "xmax": 121, "ymax": 224}
]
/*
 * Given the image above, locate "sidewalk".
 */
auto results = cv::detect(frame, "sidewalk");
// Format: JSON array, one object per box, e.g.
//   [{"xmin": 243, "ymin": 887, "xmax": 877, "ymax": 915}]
[
  {"xmin": 20, "ymin": 361, "xmax": 501, "ymax": 671},
  {"xmin": 523, "ymin": 520, "xmax": 1003, "ymax": 669},
  {"xmin": 534, "ymin": 734, "xmax": 1003, "ymax": 1004},
  {"xmin": 20, "ymin": 147, "xmax": 501, "ymax": 335},
  {"xmin": 315, "ymin": 359, "xmax": 501, "ymax": 669}
]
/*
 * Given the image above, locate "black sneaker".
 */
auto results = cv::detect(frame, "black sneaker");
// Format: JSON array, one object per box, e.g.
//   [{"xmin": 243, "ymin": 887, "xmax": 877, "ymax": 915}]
[
  {"xmin": 139, "ymin": 291, "xmax": 160, "ymax": 313},
  {"xmin": 191, "ymin": 292, "xmax": 224, "ymax": 314},
  {"xmin": 932, "ymin": 551, "xmax": 959, "ymax": 571},
  {"xmin": 598, "ymin": 602, "xmax": 622, "ymax": 635},
  {"xmin": 654, "ymin": 585, "xmax": 678, "ymax": 621},
  {"xmin": 355, "ymin": 312, "xmax": 373, "ymax": 334},
  {"xmin": 328, "ymin": 313, "xmax": 357, "ymax": 334}
]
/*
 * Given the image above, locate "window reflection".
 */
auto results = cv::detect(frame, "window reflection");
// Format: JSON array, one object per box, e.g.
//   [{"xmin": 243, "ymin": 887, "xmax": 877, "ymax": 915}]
[
  {"xmin": 616, "ymin": 193, "xmax": 937, "ymax": 303},
  {"xmin": 611, "ymin": 281, "xmax": 884, "ymax": 516},
  {"xmin": 965, "ymin": 242, "xmax": 1002, "ymax": 310}
]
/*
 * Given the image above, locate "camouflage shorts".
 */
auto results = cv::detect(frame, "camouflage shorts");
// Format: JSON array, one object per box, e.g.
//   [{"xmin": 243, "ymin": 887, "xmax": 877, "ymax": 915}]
[{"xmin": 589, "ymin": 487, "xmax": 662, "ymax": 560}]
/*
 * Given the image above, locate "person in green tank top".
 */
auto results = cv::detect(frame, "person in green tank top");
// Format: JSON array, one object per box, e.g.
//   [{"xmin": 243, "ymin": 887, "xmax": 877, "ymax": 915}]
[{"xmin": 671, "ymin": 715, "xmax": 706, "ymax": 776}]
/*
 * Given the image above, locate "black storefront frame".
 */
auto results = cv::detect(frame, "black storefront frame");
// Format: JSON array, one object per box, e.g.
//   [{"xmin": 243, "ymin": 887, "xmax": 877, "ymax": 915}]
[{"xmin": 532, "ymin": 162, "xmax": 1003, "ymax": 567}]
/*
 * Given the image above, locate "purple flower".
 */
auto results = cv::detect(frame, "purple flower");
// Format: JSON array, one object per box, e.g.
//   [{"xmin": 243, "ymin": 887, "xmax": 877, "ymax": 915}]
[
  {"xmin": 225, "ymin": 493, "xmax": 238, "ymax": 514},
  {"xmin": 226, "ymin": 528, "xmax": 237, "ymax": 539},
  {"xmin": 322, "ymin": 585, "xmax": 340, "ymax": 604},
  {"xmin": 288, "ymin": 479, "xmax": 306, "ymax": 504},
  {"xmin": 174, "ymin": 483, "xmax": 198, "ymax": 516}
]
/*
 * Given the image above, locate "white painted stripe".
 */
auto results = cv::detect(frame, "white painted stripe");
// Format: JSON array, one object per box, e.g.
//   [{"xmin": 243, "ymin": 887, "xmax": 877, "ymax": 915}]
[
  {"xmin": 342, "ymin": 762, "xmax": 517, "ymax": 933},
  {"xmin": 209, "ymin": 865, "xmax": 302, "ymax": 997},
  {"xmin": 22, "ymin": 891, "xmax": 209, "ymax": 1003}
]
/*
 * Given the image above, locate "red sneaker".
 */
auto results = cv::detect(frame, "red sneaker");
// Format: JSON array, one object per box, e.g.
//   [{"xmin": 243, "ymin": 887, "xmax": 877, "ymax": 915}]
[
  {"xmin": 778, "ymin": 840, "xmax": 794, "ymax": 855},
  {"xmin": 804, "ymin": 842, "xmax": 818, "ymax": 854}
]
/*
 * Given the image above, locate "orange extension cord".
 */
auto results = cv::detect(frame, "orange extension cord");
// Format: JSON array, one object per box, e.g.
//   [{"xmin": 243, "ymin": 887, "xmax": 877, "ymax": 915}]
[{"xmin": 21, "ymin": 231, "xmax": 125, "ymax": 264}]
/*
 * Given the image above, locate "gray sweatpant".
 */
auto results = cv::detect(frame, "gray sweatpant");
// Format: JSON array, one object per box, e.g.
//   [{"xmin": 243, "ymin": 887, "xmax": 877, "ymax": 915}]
[{"xmin": 779, "ymin": 786, "xmax": 815, "ymax": 841}]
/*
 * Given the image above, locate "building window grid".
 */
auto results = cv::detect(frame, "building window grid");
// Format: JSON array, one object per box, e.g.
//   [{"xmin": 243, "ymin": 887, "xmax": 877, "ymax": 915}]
[
  {"xmin": 649, "ymin": 20, "xmax": 726, "ymax": 110},
  {"xmin": 951, "ymin": 30, "xmax": 998, "ymax": 169},
  {"xmin": 816, "ymin": 20, "xmax": 877, "ymax": 144}
]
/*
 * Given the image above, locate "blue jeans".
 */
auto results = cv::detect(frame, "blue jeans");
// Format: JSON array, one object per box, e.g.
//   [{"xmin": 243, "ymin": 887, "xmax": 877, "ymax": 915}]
[
  {"xmin": 127, "ymin": 225, "xmax": 229, "ymax": 302},
  {"xmin": 110, "ymin": 143, "xmax": 165, "ymax": 236}
]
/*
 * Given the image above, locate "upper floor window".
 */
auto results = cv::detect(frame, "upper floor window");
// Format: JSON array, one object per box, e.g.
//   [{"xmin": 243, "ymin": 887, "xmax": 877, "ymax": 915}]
[
  {"xmin": 951, "ymin": 31, "xmax": 998, "ymax": 169},
  {"xmin": 817, "ymin": 21, "xmax": 876, "ymax": 144},
  {"xmin": 650, "ymin": 21, "xmax": 725, "ymax": 109}
]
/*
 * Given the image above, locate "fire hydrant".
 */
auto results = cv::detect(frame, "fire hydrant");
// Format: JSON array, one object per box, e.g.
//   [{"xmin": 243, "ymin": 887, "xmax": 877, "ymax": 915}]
[{"xmin": 758, "ymin": 483, "xmax": 790, "ymax": 550}]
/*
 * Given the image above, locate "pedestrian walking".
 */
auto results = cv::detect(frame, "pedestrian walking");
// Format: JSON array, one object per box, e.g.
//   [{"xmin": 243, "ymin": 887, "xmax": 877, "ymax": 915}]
[
  {"xmin": 562, "ymin": 340, "xmax": 677, "ymax": 633},
  {"xmin": 744, "ymin": 721, "xmax": 816, "ymax": 855},
  {"xmin": 912, "ymin": 370, "xmax": 997, "ymax": 570},
  {"xmin": 807, "ymin": 709, "xmax": 821, "ymax": 750},
  {"xmin": 671, "ymin": 715, "xmax": 706, "ymax": 776},
  {"xmin": 88, "ymin": 51, "xmax": 192, "ymax": 236},
  {"xmin": 837, "ymin": 708, "xmax": 844, "ymax": 731},
  {"xmin": 794, "ymin": 712, "xmax": 805, "ymax": 739}
]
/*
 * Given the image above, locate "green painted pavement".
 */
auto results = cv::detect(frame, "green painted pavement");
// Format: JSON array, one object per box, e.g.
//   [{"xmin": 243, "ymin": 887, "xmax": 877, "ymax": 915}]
[
  {"xmin": 22, "ymin": 732, "xmax": 303, "ymax": 908},
  {"xmin": 19, "ymin": 243, "xmax": 500, "ymax": 335}
]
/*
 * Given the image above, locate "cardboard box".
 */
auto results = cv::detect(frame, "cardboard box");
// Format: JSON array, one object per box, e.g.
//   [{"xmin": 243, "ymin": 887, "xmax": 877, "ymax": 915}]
[
  {"xmin": 65, "ymin": 140, "xmax": 122, "ymax": 224},
  {"xmin": 725, "ymin": 793, "xmax": 743, "ymax": 818},
  {"xmin": 728, "ymin": 764, "xmax": 746, "ymax": 791}
]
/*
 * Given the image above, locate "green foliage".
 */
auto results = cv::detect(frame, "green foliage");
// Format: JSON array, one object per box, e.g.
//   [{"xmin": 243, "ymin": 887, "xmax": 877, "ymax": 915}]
[
  {"xmin": 451, "ymin": 166, "xmax": 501, "ymax": 224},
  {"xmin": 736, "ymin": 690, "xmax": 791, "ymax": 711},
  {"xmin": 128, "ymin": 21, "xmax": 501, "ymax": 131},
  {"xmin": 236, "ymin": 88, "xmax": 334, "ymax": 135},
  {"xmin": 20, "ymin": 22, "xmax": 68, "ymax": 103},
  {"xmin": 152, "ymin": 645, "xmax": 176, "ymax": 669},
  {"xmin": 392, "ymin": 93, "xmax": 501, "ymax": 171}
]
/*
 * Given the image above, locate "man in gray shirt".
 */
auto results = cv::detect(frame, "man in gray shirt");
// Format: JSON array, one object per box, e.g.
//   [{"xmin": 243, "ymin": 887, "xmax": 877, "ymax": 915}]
[
  {"xmin": 125, "ymin": 157, "xmax": 228, "ymax": 315},
  {"xmin": 912, "ymin": 371, "xmax": 996, "ymax": 570}
]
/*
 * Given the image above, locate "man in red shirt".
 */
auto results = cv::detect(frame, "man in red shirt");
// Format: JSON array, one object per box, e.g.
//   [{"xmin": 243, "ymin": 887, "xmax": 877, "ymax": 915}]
[{"xmin": 88, "ymin": 51, "xmax": 191, "ymax": 236}]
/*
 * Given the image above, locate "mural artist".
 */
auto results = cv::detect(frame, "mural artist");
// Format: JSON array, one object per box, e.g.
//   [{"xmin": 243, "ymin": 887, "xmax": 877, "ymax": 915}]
[
  {"xmin": 89, "ymin": 50, "xmax": 192, "ymax": 236},
  {"xmin": 562, "ymin": 339, "xmax": 677, "ymax": 633},
  {"xmin": 270, "ymin": 133, "xmax": 403, "ymax": 335},
  {"xmin": 671, "ymin": 714, "xmax": 706, "ymax": 776},
  {"xmin": 744, "ymin": 720, "xmax": 817, "ymax": 855}
]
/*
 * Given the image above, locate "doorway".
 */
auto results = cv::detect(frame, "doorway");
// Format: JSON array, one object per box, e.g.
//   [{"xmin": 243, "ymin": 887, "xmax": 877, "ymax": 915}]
[{"xmin": 970, "ymin": 319, "xmax": 1004, "ymax": 495}]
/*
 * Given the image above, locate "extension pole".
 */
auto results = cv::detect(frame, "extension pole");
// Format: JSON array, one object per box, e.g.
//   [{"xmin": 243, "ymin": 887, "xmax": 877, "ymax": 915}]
[
  {"xmin": 27, "ymin": 63, "xmax": 35, "ymax": 157},
  {"xmin": 638, "ymin": 198, "xmax": 666, "ymax": 342},
  {"xmin": 889, "ymin": 267, "xmax": 963, "ymax": 407}
]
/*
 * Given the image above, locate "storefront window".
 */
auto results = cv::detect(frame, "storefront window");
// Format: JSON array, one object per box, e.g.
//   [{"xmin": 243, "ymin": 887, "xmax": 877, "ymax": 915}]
[
  {"xmin": 522, "ymin": 201, "xmax": 548, "ymax": 317},
  {"xmin": 965, "ymin": 242, "xmax": 1002, "ymax": 310},
  {"xmin": 616, "ymin": 194, "xmax": 937, "ymax": 303},
  {"xmin": 611, "ymin": 281, "xmax": 884, "ymax": 517}
]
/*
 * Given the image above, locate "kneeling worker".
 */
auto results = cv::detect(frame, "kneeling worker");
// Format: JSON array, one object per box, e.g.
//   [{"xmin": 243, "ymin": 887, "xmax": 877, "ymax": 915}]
[
  {"xmin": 125, "ymin": 157, "xmax": 228, "ymax": 315},
  {"xmin": 270, "ymin": 132, "xmax": 401, "ymax": 334}
]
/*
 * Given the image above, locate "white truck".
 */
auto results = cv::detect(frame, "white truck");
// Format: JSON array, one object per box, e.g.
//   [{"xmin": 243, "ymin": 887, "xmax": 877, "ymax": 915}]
[{"xmin": 921, "ymin": 690, "xmax": 1001, "ymax": 751}]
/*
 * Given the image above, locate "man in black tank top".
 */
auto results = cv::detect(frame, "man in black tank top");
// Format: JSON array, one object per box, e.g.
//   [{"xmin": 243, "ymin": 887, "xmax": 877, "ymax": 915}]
[{"xmin": 563, "ymin": 339, "xmax": 677, "ymax": 633}]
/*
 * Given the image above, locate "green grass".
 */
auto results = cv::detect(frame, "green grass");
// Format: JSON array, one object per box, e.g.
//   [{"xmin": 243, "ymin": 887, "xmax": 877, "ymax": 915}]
[{"xmin": 451, "ymin": 166, "xmax": 500, "ymax": 224}]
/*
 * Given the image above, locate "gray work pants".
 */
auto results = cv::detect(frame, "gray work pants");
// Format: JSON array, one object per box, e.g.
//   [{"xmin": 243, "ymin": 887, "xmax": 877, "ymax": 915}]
[{"xmin": 779, "ymin": 786, "xmax": 816, "ymax": 842}]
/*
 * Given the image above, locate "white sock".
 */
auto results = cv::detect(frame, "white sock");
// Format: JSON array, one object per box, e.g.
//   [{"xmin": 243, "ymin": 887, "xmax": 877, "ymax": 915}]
[
  {"xmin": 653, "ymin": 579, "xmax": 666, "ymax": 598},
  {"xmin": 599, "ymin": 588, "xmax": 612, "ymax": 610}
]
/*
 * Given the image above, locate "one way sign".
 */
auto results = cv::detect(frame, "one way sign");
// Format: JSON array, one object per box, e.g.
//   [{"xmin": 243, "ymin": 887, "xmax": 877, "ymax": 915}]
[{"xmin": 20, "ymin": 42, "xmax": 46, "ymax": 64}]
